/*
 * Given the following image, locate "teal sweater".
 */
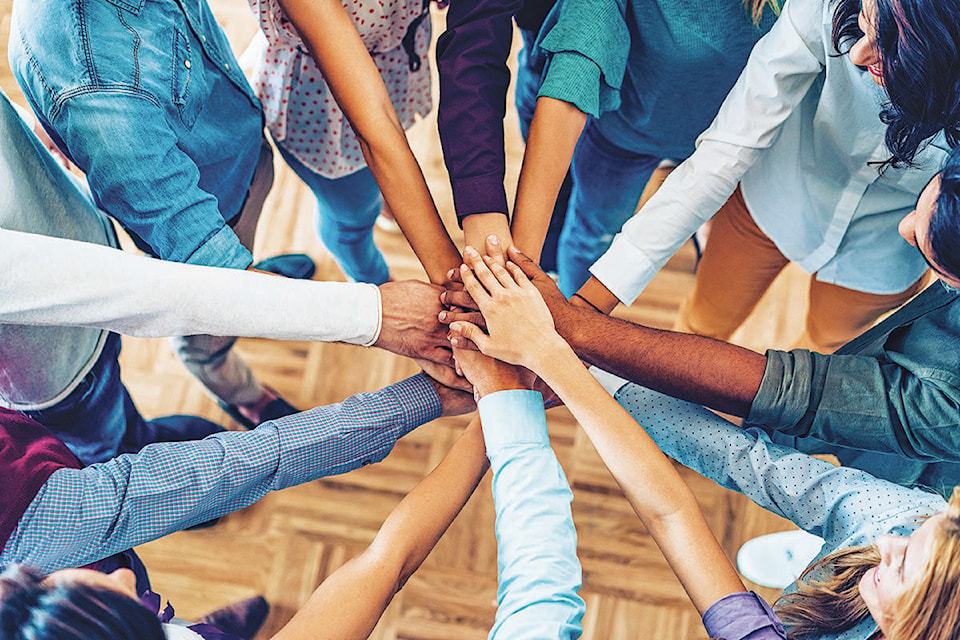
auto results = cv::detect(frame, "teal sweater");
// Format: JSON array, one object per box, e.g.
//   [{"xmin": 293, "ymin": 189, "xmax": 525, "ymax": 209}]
[{"xmin": 536, "ymin": 0, "xmax": 778, "ymax": 159}]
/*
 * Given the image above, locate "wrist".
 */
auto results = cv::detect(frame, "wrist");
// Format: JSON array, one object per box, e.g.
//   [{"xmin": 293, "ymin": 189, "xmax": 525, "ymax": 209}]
[{"xmin": 527, "ymin": 336, "xmax": 580, "ymax": 383}]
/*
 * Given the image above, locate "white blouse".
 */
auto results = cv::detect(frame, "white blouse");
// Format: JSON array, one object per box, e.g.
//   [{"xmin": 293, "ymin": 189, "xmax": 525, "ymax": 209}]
[
  {"xmin": 590, "ymin": 0, "xmax": 948, "ymax": 301},
  {"xmin": 245, "ymin": 0, "xmax": 433, "ymax": 178}
]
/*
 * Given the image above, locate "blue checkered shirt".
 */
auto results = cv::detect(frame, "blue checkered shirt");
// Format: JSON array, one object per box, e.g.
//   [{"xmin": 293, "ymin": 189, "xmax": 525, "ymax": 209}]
[{"xmin": 1, "ymin": 375, "xmax": 440, "ymax": 574}]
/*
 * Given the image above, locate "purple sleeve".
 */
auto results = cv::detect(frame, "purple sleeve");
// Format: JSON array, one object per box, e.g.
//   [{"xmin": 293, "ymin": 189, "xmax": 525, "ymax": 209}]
[
  {"xmin": 701, "ymin": 592, "xmax": 787, "ymax": 640},
  {"xmin": 436, "ymin": 0, "xmax": 521, "ymax": 220}
]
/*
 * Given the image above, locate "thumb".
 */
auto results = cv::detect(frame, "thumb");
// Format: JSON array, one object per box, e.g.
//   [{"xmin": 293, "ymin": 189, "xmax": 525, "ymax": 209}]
[
  {"xmin": 450, "ymin": 321, "xmax": 491, "ymax": 353},
  {"xmin": 507, "ymin": 245, "xmax": 542, "ymax": 279}
]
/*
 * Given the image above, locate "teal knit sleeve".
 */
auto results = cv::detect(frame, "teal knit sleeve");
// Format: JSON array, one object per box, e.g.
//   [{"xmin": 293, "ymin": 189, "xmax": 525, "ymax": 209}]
[{"xmin": 535, "ymin": 0, "xmax": 630, "ymax": 117}]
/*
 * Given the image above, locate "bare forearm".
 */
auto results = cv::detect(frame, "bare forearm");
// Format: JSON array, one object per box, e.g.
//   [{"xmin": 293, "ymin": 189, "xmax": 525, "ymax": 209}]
[
  {"xmin": 272, "ymin": 419, "xmax": 488, "ymax": 640},
  {"xmin": 358, "ymin": 131, "xmax": 461, "ymax": 283},
  {"xmin": 559, "ymin": 306, "xmax": 765, "ymax": 418},
  {"xmin": 511, "ymin": 97, "xmax": 587, "ymax": 261},
  {"xmin": 279, "ymin": 0, "xmax": 460, "ymax": 284},
  {"xmin": 536, "ymin": 351, "xmax": 744, "ymax": 612}
]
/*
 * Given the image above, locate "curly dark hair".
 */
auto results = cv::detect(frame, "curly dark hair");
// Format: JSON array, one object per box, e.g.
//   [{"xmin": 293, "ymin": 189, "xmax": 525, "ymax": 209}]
[
  {"xmin": 832, "ymin": 0, "xmax": 960, "ymax": 168},
  {"xmin": 0, "ymin": 565, "xmax": 164, "ymax": 640},
  {"xmin": 930, "ymin": 146, "xmax": 960, "ymax": 282}
]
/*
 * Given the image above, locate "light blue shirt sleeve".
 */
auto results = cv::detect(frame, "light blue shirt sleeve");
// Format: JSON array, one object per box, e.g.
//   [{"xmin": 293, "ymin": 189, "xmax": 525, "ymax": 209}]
[
  {"xmin": 478, "ymin": 390, "xmax": 585, "ymax": 640},
  {"xmin": 589, "ymin": 371, "xmax": 947, "ymax": 554},
  {"xmin": 1, "ymin": 375, "xmax": 441, "ymax": 574}
]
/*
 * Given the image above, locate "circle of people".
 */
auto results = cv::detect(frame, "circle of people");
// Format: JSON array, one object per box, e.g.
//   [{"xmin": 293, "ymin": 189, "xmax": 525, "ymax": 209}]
[{"xmin": 1, "ymin": 0, "xmax": 959, "ymax": 638}]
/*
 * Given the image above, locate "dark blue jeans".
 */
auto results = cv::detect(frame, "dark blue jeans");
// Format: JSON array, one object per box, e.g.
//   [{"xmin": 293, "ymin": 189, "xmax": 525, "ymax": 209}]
[{"xmin": 24, "ymin": 332, "xmax": 223, "ymax": 465}]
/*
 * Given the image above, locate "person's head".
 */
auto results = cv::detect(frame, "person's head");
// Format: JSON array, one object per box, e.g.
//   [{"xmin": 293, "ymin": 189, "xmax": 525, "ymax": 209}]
[
  {"xmin": 898, "ymin": 145, "xmax": 960, "ymax": 289},
  {"xmin": 776, "ymin": 486, "xmax": 960, "ymax": 640},
  {"xmin": 832, "ymin": 0, "xmax": 960, "ymax": 167},
  {"xmin": 0, "ymin": 565, "xmax": 164, "ymax": 640}
]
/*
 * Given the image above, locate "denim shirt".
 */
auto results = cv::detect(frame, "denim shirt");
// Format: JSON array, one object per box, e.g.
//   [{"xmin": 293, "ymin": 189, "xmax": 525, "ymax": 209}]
[
  {"xmin": 747, "ymin": 281, "xmax": 960, "ymax": 492},
  {"xmin": 9, "ymin": 0, "xmax": 263, "ymax": 269}
]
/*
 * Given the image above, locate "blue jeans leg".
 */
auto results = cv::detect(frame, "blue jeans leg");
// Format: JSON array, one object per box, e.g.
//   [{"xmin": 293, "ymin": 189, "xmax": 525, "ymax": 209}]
[
  {"xmin": 24, "ymin": 333, "xmax": 222, "ymax": 465},
  {"xmin": 515, "ymin": 27, "xmax": 570, "ymax": 273},
  {"xmin": 277, "ymin": 145, "xmax": 389, "ymax": 284},
  {"xmin": 558, "ymin": 124, "xmax": 662, "ymax": 296}
]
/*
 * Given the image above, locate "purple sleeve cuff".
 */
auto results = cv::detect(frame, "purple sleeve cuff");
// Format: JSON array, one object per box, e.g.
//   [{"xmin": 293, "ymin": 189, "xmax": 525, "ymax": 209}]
[
  {"xmin": 702, "ymin": 591, "xmax": 787, "ymax": 640},
  {"xmin": 450, "ymin": 173, "xmax": 510, "ymax": 221}
]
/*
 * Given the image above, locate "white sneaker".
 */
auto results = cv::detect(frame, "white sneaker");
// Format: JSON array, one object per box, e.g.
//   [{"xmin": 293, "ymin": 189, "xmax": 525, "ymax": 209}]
[{"xmin": 736, "ymin": 530, "xmax": 824, "ymax": 589}]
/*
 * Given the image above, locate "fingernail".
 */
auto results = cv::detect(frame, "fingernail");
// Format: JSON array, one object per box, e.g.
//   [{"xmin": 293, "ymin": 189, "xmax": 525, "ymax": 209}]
[
  {"xmin": 439, "ymin": 311, "xmax": 447, "ymax": 321},
  {"xmin": 464, "ymin": 246, "xmax": 478, "ymax": 257},
  {"xmin": 488, "ymin": 235, "xmax": 499, "ymax": 245},
  {"xmin": 440, "ymin": 291, "xmax": 447, "ymax": 303},
  {"xmin": 447, "ymin": 269, "xmax": 456, "ymax": 279},
  {"xmin": 450, "ymin": 337, "xmax": 459, "ymax": 346}
]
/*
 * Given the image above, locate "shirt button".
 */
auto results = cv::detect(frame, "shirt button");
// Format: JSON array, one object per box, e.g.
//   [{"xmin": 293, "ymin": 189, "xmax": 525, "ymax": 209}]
[
  {"xmin": 224, "ymin": 63, "xmax": 230, "ymax": 71},
  {"xmin": 201, "ymin": 35, "xmax": 206, "ymax": 43},
  {"xmin": 184, "ymin": 60, "xmax": 191, "ymax": 69}
]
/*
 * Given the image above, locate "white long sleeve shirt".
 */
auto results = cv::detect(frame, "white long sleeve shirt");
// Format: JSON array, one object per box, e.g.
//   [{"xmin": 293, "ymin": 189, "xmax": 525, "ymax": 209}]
[
  {"xmin": 0, "ymin": 229, "xmax": 380, "ymax": 409},
  {"xmin": 590, "ymin": 0, "xmax": 947, "ymax": 302}
]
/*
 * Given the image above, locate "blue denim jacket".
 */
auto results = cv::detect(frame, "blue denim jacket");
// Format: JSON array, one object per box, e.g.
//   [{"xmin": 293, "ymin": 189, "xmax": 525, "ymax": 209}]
[{"xmin": 9, "ymin": 0, "xmax": 263, "ymax": 268}]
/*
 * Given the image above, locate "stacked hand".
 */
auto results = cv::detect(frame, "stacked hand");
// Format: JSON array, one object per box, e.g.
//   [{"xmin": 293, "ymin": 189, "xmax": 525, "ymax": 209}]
[{"xmin": 437, "ymin": 238, "xmax": 577, "ymax": 400}]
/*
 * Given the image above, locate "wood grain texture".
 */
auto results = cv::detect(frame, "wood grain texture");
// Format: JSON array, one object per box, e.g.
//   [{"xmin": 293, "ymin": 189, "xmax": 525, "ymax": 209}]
[{"xmin": 1, "ymin": 2, "xmax": 811, "ymax": 637}]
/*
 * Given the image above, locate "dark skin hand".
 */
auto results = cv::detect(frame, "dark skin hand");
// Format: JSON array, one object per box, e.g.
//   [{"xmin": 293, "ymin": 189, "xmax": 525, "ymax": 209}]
[{"xmin": 441, "ymin": 242, "xmax": 767, "ymax": 418}]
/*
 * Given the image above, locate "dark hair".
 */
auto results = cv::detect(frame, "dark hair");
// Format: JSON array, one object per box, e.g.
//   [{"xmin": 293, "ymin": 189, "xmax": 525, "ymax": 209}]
[
  {"xmin": 0, "ymin": 566, "xmax": 164, "ymax": 640},
  {"xmin": 831, "ymin": 0, "xmax": 960, "ymax": 168},
  {"xmin": 930, "ymin": 147, "xmax": 960, "ymax": 281}
]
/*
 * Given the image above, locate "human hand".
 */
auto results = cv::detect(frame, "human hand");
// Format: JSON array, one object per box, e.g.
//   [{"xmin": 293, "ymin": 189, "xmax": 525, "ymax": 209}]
[
  {"xmin": 423, "ymin": 370, "xmax": 476, "ymax": 417},
  {"xmin": 417, "ymin": 358, "xmax": 472, "ymax": 393},
  {"xmin": 447, "ymin": 244, "xmax": 567, "ymax": 372},
  {"xmin": 375, "ymin": 280, "xmax": 454, "ymax": 367},
  {"xmin": 503, "ymin": 244, "xmax": 591, "ymax": 341},
  {"xmin": 450, "ymin": 344, "xmax": 526, "ymax": 400},
  {"xmin": 439, "ymin": 234, "xmax": 506, "ymax": 312}
]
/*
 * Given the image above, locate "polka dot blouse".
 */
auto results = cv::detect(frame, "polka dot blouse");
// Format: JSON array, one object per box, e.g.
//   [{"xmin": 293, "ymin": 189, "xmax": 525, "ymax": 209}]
[{"xmin": 246, "ymin": 0, "xmax": 433, "ymax": 179}]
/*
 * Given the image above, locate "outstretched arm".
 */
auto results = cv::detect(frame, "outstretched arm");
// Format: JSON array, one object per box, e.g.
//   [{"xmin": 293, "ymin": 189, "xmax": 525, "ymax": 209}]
[
  {"xmin": 443, "ymin": 244, "xmax": 765, "ymax": 417},
  {"xmin": 510, "ymin": 97, "xmax": 587, "ymax": 262},
  {"xmin": 448, "ymin": 247, "xmax": 745, "ymax": 614},
  {"xmin": 271, "ymin": 417, "xmax": 489, "ymax": 640},
  {"xmin": 277, "ymin": 0, "xmax": 460, "ymax": 283}
]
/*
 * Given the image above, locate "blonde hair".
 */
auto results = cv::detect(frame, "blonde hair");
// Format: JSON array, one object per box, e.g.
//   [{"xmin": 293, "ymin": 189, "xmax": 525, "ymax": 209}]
[
  {"xmin": 776, "ymin": 488, "xmax": 960, "ymax": 640},
  {"xmin": 744, "ymin": 0, "xmax": 781, "ymax": 24}
]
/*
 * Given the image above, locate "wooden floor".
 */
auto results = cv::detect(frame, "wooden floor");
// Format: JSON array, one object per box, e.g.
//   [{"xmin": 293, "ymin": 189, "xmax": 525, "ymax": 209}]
[{"xmin": 1, "ymin": 2, "xmax": 814, "ymax": 638}]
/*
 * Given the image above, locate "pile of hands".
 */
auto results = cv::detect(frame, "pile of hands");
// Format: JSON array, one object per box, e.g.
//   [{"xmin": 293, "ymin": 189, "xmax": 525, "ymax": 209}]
[{"xmin": 376, "ymin": 235, "xmax": 583, "ymax": 414}]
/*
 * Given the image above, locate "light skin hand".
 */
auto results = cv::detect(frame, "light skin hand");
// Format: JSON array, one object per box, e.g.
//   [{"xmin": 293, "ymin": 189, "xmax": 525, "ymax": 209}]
[
  {"xmin": 448, "ymin": 245, "xmax": 568, "ymax": 373},
  {"xmin": 375, "ymin": 280, "xmax": 454, "ymax": 366}
]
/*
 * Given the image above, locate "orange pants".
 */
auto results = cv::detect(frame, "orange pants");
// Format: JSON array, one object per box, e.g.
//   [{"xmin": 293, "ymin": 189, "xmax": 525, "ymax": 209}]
[{"xmin": 674, "ymin": 187, "xmax": 929, "ymax": 353}]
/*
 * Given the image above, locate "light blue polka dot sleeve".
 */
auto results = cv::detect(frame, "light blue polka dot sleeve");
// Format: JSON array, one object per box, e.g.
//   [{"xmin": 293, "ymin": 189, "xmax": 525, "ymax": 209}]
[{"xmin": 591, "ymin": 369, "xmax": 947, "ymax": 553}]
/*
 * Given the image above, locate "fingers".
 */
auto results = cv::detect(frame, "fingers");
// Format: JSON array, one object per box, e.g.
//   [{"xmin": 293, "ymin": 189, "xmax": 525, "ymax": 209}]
[
  {"xmin": 484, "ymin": 234, "xmax": 506, "ymax": 266},
  {"xmin": 484, "ymin": 256, "xmax": 522, "ymax": 290},
  {"xmin": 416, "ymin": 358, "xmax": 472, "ymax": 393},
  {"xmin": 507, "ymin": 244, "xmax": 543, "ymax": 279},
  {"xmin": 449, "ymin": 321, "xmax": 490, "ymax": 354},
  {"xmin": 462, "ymin": 246, "xmax": 502, "ymax": 299},
  {"xmin": 438, "ymin": 309, "xmax": 486, "ymax": 329},
  {"xmin": 506, "ymin": 261, "xmax": 534, "ymax": 289},
  {"xmin": 445, "ymin": 267, "xmax": 463, "ymax": 285},
  {"xmin": 441, "ymin": 288, "xmax": 479, "ymax": 311}
]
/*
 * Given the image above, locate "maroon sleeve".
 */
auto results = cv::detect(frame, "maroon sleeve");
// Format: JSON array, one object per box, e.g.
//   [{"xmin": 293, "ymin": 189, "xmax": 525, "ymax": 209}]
[{"xmin": 0, "ymin": 408, "xmax": 81, "ymax": 549}]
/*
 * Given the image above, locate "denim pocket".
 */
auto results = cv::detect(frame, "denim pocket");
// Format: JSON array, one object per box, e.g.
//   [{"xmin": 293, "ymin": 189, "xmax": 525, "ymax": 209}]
[{"xmin": 171, "ymin": 27, "xmax": 203, "ymax": 128}]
